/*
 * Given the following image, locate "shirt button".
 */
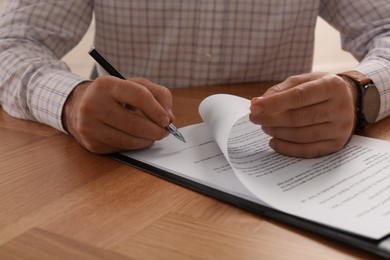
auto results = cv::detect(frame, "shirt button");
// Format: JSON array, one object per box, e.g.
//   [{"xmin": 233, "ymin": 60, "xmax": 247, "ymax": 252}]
[{"xmin": 204, "ymin": 53, "xmax": 213, "ymax": 61}]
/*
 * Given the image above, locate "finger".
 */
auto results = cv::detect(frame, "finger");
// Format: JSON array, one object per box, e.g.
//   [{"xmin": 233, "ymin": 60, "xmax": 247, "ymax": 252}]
[
  {"xmin": 94, "ymin": 126, "xmax": 157, "ymax": 152},
  {"xmin": 109, "ymin": 77, "xmax": 171, "ymax": 128},
  {"xmin": 252, "ymin": 78, "xmax": 333, "ymax": 116},
  {"xmin": 82, "ymin": 129, "xmax": 156, "ymax": 154},
  {"xmin": 130, "ymin": 77, "xmax": 175, "ymax": 118},
  {"xmin": 251, "ymin": 74, "xmax": 345, "ymax": 117},
  {"xmin": 261, "ymin": 72, "xmax": 327, "ymax": 97},
  {"xmin": 272, "ymin": 73, "xmax": 316, "ymax": 92},
  {"xmin": 251, "ymin": 102, "xmax": 332, "ymax": 127},
  {"xmin": 261, "ymin": 122, "xmax": 342, "ymax": 144},
  {"xmin": 101, "ymin": 103, "xmax": 170, "ymax": 141},
  {"xmin": 268, "ymin": 138, "xmax": 346, "ymax": 158},
  {"xmin": 70, "ymin": 114, "xmax": 155, "ymax": 154}
]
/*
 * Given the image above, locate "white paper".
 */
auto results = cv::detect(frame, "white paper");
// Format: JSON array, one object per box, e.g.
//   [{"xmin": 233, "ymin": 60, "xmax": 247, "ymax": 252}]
[
  {"xmin": 123, "ymin": 94, "xmax": 390, "ymax": 239},
  {"xmin": 123, "ymin": 123, "xmax": 265, "ymax": 204}
]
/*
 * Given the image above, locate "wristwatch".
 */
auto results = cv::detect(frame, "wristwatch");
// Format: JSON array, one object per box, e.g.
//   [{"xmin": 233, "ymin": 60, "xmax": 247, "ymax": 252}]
[{"xmin": 338, "ymin": 71, "xmax": 380, "ymax": 131}]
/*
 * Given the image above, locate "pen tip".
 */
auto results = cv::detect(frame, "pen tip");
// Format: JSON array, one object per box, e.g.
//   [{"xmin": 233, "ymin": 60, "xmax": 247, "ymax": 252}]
[
  {"xmin": 166, "ymin": 123, "xmax": 186, "ymax": 143},
  {"xmin": 176, "ymin": 132, "xmax": 186, "ymax": 143}
]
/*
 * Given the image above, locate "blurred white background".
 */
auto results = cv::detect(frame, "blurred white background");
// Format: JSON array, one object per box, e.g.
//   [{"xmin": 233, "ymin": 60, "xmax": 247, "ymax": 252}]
[{"xmin": 0, "ymin": 1, "xmax": 358, "ymax": 79}]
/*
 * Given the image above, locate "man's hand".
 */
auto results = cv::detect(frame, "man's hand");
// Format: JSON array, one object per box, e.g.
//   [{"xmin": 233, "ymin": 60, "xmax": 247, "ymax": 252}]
[
  {"xmin": 63, "ymin": 76, "xmax": 174, "ymax": 154},
  {"xmin": 250, "ymin": 72, "xmax": 357, "ymax": 158}
]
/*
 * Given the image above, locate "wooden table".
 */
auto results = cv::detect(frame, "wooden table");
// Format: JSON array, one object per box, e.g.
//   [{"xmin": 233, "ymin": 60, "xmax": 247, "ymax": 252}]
[{"xmin": 1, "ymin": 83, "xmax": 390, "ymax": 259}]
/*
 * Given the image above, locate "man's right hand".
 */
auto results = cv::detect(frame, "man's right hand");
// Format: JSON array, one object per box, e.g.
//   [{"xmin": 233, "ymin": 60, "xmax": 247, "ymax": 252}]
[{"xmin": 63, "ymin": 76, "xmax": 175, "ymax": 154}]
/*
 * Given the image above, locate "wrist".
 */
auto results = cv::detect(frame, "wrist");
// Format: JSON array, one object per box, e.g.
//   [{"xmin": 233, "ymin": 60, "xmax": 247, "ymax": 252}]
[
  {"xmin": 62, "ymin": 81, "xmax": 90, "ymax": 134},
  {"xmin": 337, "ymin": 74, "xmax": 359, "ymax": 133},
  {"xmin": 337, "ymin": 71, "xmax": 380, "ymax": 133}
]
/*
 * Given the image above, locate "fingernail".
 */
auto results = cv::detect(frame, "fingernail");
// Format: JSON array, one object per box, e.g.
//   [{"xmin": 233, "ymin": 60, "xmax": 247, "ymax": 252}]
[
  {"xmin": 251, "ymin": 105, "xmax": 263, "ymax": 115},
  {"xmin": 168, "ymin": 108, "xmax": 175, "ymax": 119},
  {"xmin": 251, "ymin": 96, "xmax": 263, "ymax": 104},
  {"xmin": 251, "ymin": 97, "xmax": 264, "ymax": 115},
  {"xmin": 161, "ymin": 115, "xmax": 170, "ymax": 127}
]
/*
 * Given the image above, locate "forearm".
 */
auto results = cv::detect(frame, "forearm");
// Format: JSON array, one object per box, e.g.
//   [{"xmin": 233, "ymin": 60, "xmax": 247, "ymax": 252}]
[
  {"xmin": 0, "ymin": 42, "xmax": 87, "ymax": 132},
  {"xmin": 0, "ymin": 0, "xmax": 94, "ymax": 131}
]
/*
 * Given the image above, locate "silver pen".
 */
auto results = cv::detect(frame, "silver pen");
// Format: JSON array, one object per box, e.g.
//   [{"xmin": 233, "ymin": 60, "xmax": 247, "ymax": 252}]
[{"xmin": 88, "ymin": 47, "xmax": 186, "ymax": 143}]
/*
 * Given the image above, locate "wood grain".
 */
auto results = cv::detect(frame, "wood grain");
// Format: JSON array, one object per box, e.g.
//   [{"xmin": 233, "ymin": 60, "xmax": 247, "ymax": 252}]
[
  {"xmin": 1, "ymin": 83, "xmax": 388, "ymax": 259},
  {"xmin": 0, "ymin": 228, "xmax": 131, "ymax": 260}
]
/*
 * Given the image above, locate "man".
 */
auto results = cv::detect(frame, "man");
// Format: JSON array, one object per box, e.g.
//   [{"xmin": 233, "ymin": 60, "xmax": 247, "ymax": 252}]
[{"xmin": 0, "ymin": 0, "xmax": 389, "ymax": 158}]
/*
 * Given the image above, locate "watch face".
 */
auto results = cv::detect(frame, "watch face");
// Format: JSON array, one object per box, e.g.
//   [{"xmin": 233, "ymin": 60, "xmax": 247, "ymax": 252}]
[{"xmin": 363, "ymin": 84, "xmax": 380, "ymax": 124}]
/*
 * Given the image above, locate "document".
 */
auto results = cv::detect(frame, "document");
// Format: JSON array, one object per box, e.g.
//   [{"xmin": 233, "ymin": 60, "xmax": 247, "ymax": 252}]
[{"xmin": 123, "ymin": 94, "xmax": 390, "ymax": 240}]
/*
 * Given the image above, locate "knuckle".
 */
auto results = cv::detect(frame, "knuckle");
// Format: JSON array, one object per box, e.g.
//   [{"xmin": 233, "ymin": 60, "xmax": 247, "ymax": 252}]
[
  {"xmin": 328, "ymin": 73, "xmax": 343, "ymax": 85},
  {"xmin": 285, "ymin": 74, "xmax": 302, "ymax": 86},
  {"xmin": 286, "ymin": 74, "xmax": 299, "ymax": 83},
  {"xmin": 326, "ymin": 76, "xmax": 339, "ymax": 89},
  {"xmin": 291, "ymin": 87, "xmax": 307, "ymax": 107},
  {"xmin": 134, "ymin": 86, "xmax": 152, "ymax": 105},
  {"xmin": 326, "ymin": 74, "xmax": 349, "ymax": 94},
  {"xmin": 267, "ymin": 84, "xmax": 283, "ymax": 95},
  {"xmin": 160, "ymin": 86, "xmax": 172, "ymax": 98},
  {"xmin": 93, "ymin": 76, "xmax": 111, "ymax": 89}
]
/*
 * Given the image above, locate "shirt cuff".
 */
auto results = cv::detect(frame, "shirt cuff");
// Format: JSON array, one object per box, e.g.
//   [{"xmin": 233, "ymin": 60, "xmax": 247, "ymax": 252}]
[{"xmin": 29, "ymin": 69, "xmax": 90, "ymax": 133}]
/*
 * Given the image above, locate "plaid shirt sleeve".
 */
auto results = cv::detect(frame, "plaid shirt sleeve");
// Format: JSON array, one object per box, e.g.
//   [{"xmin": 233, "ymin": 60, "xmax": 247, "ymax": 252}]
[
  {"xmin": 0, "ymin": 0, "xmax": 94, "ymax": 132},
  {"xmin": 320, "ymin": 0, "xmax": 390, "ymax": 121},
  {"xmin": 0, "ymin": 0, "xmax": 389, "ymax": 131}
]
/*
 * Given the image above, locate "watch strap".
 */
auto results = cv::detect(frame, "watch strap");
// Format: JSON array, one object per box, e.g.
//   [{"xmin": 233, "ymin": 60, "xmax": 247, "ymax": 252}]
[
  {"xmin": 338, "ymin": 70, "xmax": 372, "ymax": 86},
  {"xmin": 337, "ymin": 71, "xmax": 372, "ymax": 132}
]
